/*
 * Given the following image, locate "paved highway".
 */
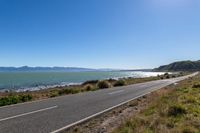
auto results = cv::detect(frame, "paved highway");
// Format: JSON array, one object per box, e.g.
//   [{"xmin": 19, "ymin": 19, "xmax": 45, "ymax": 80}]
[{"xmin": 0, "ymin": 72, "xmax": 198, "ymax": 133}]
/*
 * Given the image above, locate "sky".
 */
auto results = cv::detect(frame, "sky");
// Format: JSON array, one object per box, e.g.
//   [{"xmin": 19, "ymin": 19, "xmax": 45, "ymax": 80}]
[{"xmin": 0, "ymin": 0, "xmax": 200, "ymax": 69}]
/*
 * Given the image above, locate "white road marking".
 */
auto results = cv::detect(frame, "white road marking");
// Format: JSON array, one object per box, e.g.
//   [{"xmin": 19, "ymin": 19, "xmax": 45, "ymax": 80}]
[
  {"xmin": 0, "ymin": 106, "xmax": 58, "ymax": 122},
  {"xmin": 108, "ymin": 90, "xmax": 125, "ymax": 95}
]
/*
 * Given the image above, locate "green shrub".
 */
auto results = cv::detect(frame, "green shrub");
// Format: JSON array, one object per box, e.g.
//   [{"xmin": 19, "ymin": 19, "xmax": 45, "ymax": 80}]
[
  {"xmin": 71, "ymin": 89, "xmax": 80, "ymax": 94},
  {"xmin": 83, "ymin": 84, "xmax": 95, "ymax": 91},
  {"xmin": 172, "ymin": 75, "xmax": 176, "ymax": 78},
  {"xmin": 0, "ymin": 94, "xmax": 33, "ymax": 107},
  {"xmin": 164, "ymin": 73, "xmax": 169, "ymax": 76},
  {"xmin": 19, "ymin": 94, "xmax": 32, "ymax": 102},
  {"xmin": 114, "ymin": 80, "xmax": 126, "ymax": 87},
  {"xmin": 164, "ymin": 73, "xmax": 170, "ymax": 79},
  {"xmin": 166, "ymin": 75, "xmax": 170, "ymax": 79},
  {"xmin": 107, "ymin": 78, "xmax": 117, "ymax": 83},
  {"xmin": 97, "ymin": 80, "xmax": 111, "ymax": 89},
  {"xmin": 49, "ymin": 92, "xmax": 59, "ymax": 98},
  {"xmin": 58, "ymin": 89, "xmax": 72, "ymax": 95},
  {"xmin": 82, "ymin": 80, "xmax": 99, "ymax": 85},
  {"xmin": 168, "ymin": 105, "xmax": 186, "ymax": 117},
  {"xmin": 58, "ymin": 88, "xmax": 80, "ymax": 95}
]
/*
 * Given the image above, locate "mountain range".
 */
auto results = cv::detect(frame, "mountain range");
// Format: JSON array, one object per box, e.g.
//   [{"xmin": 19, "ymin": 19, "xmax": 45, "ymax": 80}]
[
  {"xmin": 0, "ymin": 66, "xmax": 96, "ymax": 72},
  {"xmin": 1, "ymin": 60, "xmax": 199, "ymax": 72}
]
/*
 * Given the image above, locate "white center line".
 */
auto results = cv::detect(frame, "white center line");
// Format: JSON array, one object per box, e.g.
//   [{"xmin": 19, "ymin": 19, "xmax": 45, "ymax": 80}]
[
  {"xmin": 0, "ymin": 106, "xmax": 58, "ymax": 122},
  {"xmin": 108, "ymin": 90, "xmax": 124, "ymax": 95}
]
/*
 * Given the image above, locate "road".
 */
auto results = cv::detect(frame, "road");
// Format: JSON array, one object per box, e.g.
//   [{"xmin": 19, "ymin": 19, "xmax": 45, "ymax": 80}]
[{"xmin": 0, "ymin": 72, "xmax": 198, "ymax": 133}]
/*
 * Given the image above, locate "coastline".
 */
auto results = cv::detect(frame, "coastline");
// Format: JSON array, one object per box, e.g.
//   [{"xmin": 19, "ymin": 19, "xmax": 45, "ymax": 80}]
[
  {"xmin": 0, "ymin": 82, "xmax": 82, "ymax": 93},
  {"xmin": 0, "ymin": 72, "xmax": 183, "ymax": 107},
  {"xmin": 0, "ymin": 71, "xmax": 167, "ymax": 93}
]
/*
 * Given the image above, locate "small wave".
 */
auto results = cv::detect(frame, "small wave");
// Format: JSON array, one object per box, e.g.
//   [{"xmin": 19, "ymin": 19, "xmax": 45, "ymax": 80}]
[{"xmin": 0, "ymin": 82, "xmax": 82, "ymax": 93}]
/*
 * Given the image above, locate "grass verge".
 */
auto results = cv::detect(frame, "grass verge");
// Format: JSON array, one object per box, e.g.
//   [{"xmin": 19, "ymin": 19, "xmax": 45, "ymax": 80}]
[{"xmin": 113, "ymin": 74, "xmax": 200, "ymax": 133}]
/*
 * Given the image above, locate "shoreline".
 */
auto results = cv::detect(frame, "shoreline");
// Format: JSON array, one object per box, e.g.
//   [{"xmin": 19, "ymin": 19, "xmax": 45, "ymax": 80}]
[
  {"xmin": 0, "ymin": 82, "xmax": 83, "ymax": 93},
  {"xmin": 0, "ymin": 71, "xmax": 167, "ymax": 93},
  {"xmin": 0, "ymin": 72, "xmax": 184, "ymax": 107}
]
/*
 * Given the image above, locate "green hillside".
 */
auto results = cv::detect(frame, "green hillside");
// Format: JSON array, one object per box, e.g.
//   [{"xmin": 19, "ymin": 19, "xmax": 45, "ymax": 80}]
[{"xmin": 154, "ymin": 60, "xmax": 200, "ymax": 71}]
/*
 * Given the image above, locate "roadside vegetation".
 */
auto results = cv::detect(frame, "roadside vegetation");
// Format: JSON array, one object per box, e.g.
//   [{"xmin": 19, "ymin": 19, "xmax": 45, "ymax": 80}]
[
  {"xmin": 114, "ymin": 79, "xmax": 127, "ymax": 87},
  {"xmin": 113, "ymin": 74, "xmax": 200, "ymax": 133},
  {"xmin": 0, "ymin": 94, "xmax": 32, "ymax": 106},
  {"xmin": 0, "ymin": 72, "xmax": 185, "ymax": 107}
]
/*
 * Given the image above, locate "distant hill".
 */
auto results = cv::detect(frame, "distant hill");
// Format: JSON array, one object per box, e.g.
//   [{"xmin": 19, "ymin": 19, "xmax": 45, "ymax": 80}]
[
  {"xmin": 0, "ymin": 66, "xmax": 153, "ymax": 72},
  {"xmin": 0, "ymin": 66, "xmax": 96, "ymax": 72},
  {"xmin": 154, "ymin": 60, "xmax": 200, "ymax": 72}
]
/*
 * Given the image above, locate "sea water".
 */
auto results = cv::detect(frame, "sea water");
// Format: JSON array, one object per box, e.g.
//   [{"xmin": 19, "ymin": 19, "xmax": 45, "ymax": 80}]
[{"xmin": 0, "ymin": 71, "xmax": 165, "ymax": 92}]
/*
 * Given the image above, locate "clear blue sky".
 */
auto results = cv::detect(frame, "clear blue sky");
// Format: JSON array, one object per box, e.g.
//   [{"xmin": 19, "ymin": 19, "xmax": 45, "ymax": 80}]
[{"xmin": 0, "ymin": 0, "xmax": 200, "ymax": 69}]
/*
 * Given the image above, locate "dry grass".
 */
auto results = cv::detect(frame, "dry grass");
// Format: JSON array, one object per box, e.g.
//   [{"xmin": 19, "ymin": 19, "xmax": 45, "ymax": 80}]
[{"xmin": 113, "ymin": 74, "xmax": 200, "ymax": 133}]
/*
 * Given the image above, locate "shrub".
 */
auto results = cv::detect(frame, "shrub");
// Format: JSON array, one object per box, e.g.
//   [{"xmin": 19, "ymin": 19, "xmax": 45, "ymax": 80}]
[
  {"xmin": 172, "ymin": 75, "xmax": 176, "ymax": 78},
  {"xmin": 166, "ymin": 75, "xmax": 170, "ymax": 79},
  {"xmin": 58, "ymin": 89, "xmax": 73, "ymax": 95},
  {"xmin": 19, "ymin": 94, "xmax": 32, "ymax": 102},
  {"xmin": 49, "ymin": 92, "xmax": 59, "ymax": 98},
  {"xmin": 83, "ymin": 84, "xmax": 95, "ymax": 91},
  {"xmin": 114, "ymin": 80, "xmax": 126, "ymax": 87},
  {"xmin": 58, "ymin": 88, "xmax": 81, "ymax": 95},
  {"xmin": 71, "ymin": 89, "xmax": 80, "ymax": 94},
  {"xmin": 82, "ymin": 80, "xmax": 99, "ymax": 85},
  {"xmin": 168, "ymin": 105, "xmax": 186, "ymax": 117},
  {"xmin": 97, "ymin": 80, "xmax": 111, "ymax": 89},
  {"xmin": 0, "ymin": 94, "xmax": 33, "ymax": 107},
  {"xmin": 164, "ymin": 73, "xmax": 169, "ymax": 76},
  {"xmin": 164, "ymin": 73, "xmax": 170, "ymax": 79},
  {"xmin": 107, "ymin": 78, "xmax": 117, "ymax": 83},
  {"xmin": 192, "ymin": 83, "xmax": 200, "ymax": 88}
]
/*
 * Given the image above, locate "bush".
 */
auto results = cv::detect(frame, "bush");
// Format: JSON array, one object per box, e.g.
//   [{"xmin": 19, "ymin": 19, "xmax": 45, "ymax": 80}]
[
  {"xmin": 83, "ymin": 84, "xmax": 95, "ymax": 91},
  {"xmin": 97, "ymin": 80, "xmax": 111, "ymax": 89},
  {"xmin": 82, "ymin": 80, "xmax": 99, "ymax": 85},
  {"xmin": 164, "ymin": 73, "xmax": 170, "ymax": 79},
  {"xmin": 58, "ymin": 88, "xmax": 80, "ymax": 95},
  {"xmin": 0, "ymin": 94, "xmax": 33, "ymax": 107},
  {"xmin": 192, "ymin": 83, "xmax": 200, "ymax": 88},
  {"xmin": 172, "ymin": 75, "xmax": 176, "ymax": 78},
  {"xmin": 166, "ymin": 75, "xmax": 170, "ymax": 79},
  {"xmin": 107, "ymin": 78, "xmax": 117, "ymax": 82},
  {"xmin": 19, "ymin": 94, "xmax": 32, "ymax": 102},
  {"xmin": 168, "ymin": 105, "xmax": 186, "ymax": 117},
  {"xmin": 114, "ymin": 80, "xmax": 126, "ymax": 87},
  {"xmin": 49, "ymin": 92, "xmax": 59, "ymax": 98}
]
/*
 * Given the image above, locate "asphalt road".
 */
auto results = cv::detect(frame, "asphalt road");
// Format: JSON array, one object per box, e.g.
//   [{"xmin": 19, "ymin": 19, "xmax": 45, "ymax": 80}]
[{"xmin": 0, "ymin": 72, "xmax": 198, "ymax": 133}]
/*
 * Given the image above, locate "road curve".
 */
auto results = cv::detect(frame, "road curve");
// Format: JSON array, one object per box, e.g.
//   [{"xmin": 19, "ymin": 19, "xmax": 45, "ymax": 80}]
[{"xmin": 0, "ymin": 72, "xmax": 198, "ymax": 133}]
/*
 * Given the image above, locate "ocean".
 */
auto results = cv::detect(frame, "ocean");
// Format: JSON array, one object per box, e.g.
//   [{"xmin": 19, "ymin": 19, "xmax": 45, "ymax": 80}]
[{"xmin": 0, "ymin": 71, "xmax": 165, "ymax": 92}]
